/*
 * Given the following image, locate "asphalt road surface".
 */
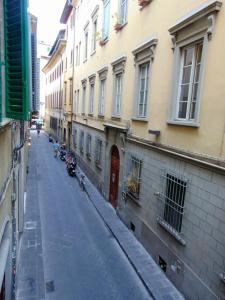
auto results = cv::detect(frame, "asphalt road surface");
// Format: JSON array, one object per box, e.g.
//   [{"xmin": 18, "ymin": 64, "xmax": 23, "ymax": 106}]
[{"xmin": 17, "ymin": 131, "xmax": 151, "ymax": 300}]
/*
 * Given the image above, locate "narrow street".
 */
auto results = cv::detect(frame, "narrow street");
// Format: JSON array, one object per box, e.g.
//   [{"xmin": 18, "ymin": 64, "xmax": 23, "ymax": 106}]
[{"xmin": 16, "ymin": 131, "xmax": 151, "ymax": 300}]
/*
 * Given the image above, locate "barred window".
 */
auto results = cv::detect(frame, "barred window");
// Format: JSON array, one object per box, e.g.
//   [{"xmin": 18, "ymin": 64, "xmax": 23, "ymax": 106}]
[
  {"xmin": 126, "ymin": 156, "xmax": 142, "ymax": 199},
  {"xmin": 86, "ymin": 134, "xmax": 92, "ymax": 158},
  {"xmin": 73, "ymin": 129, "xmax": 77, "ymax": 147},
  {"xmin": 159, "ymin": 173, "xmax": 187, "ymax": 235},
  {"xmin": 79, "ymin": 131, "xmax": 84, "ymax": 154},
  {"xmin": 95, "ymin": 139, "xmax": 102, "ymax": 167}
]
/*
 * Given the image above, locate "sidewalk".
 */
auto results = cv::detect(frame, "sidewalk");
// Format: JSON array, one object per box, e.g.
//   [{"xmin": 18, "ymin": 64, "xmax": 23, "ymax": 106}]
[{"xmin": 75, "ymin": 167, "xmax": 185, "ymax": 300}]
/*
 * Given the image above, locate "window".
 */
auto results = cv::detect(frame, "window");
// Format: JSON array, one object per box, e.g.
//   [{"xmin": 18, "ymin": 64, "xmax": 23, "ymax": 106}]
[
  {"xmin": 99, "ymin": 79, "xmax": 105, "ymax": 116},
  {"xmin": 86, "ymin": 134, "xmax": 92, "ymax": 159},
  {"xmin": 102, "ymin": 0, "xmax": 110, "ymax": 40},
  {"xmin": 138, "ymin": 63, "xmax": 149, "ymax": 118},
  {"xmin": 82, "ymin": 84, "xmax": 86, "ymax": 114},
  {"xmin": 69, "ymin": 79, "xmax": 73, "ymax": 105},
  {"xmin": 89, "ymin": 84, "xmax": 94, "ymax": 114},
  {"xmin": 78, "ymin": 42, "xmax": 81, "ymax": 65},
  {"xmin": 75, "ymin": 45, "xmax": 78, "ymax": 66},
  {"xmin": 98, "ymin": 67, "xmax": 108, "ymax": 117},
  {"xmin": 176, "ymin": 43, "xmax": 203, "ymax": 121},
  {"xmin": 163, "ymin": 174, "xmax": 187, "ymax": 233},
  {"xmin": 126, "ymin": 156, "xmax": 142, "ymax": 199},
  {"xmin": 79, "ymin": 131, "xmax": 84, "ymax": 154},
  {"xmin": 73, "ymin": 91, "xmax": 77, "ymax": 113},
  {"xmin": 76, "ymin": 89, "xmax": 80, "ymax": 114},
  {"xmin": 114, "ymin": 74, "xmax": 122, "ymax": 116},
  {"xmin": 70, "ymin": 50, "xmax": 73, "ymax": 65},
  {"xmin": 84, "ymin": 31, "xmax": 88, "ymax": 61},
  {"xmin": 73, "ymin": 129, "xmax": 77, "ymax": 148},
  {"xmin": 88, "ymin": 74, "xmax": 96, "ymax": 115},
  {"xmin": 119, "ymin": 0, "xmax": 128, "ymax": 24},
  {"xmin": 168, "ymin": 0, "xmax": 222, "ymax": 126},
  {"xmin": 132, "ymin": 38, "xmax": 157, "ymax": 120},
  {"xmin": 64, "ymin": 82, "xmax": 67, "ymax": 104},
  {"xmin": 111, "ymin": 56, "xmax": 126, "ymax": 117},
  {"xmin": 95, "ymin": 139, "xmax": 102, "ymax": 167},
  {"xmin": 92, "ymin": 19, "xmax": 97, "ymax": 53}
]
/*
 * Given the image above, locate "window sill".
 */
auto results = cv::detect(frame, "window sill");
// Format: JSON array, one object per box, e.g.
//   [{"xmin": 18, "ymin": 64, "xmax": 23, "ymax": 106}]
[
  {"xmin": 88, "ymin": 113, "xmax": 94, "ymax": 117},
  {"xmin": 139, "ymin": 0, "xmax": 152, "ymax": 10},
  {"xmin": 91, "ymin": 50, "xmax": 96, "ymax": 56},
  {"xmin": 167, "ymin": 120, "xmax": 199, "ymax": 128},
  {"xmin": 157, "ymin": 216, "xmax": 186, "ymax": 246},
  {"xmin": 126, "ymin": 192, "xmax": 142, "ymax": 207},
  {"xmin": 98, "ymin": 114, "xmax": 104, "ymax": 119},
  {"xmin": 132, "ymin": 117, "xmax": 148, "ymax": 122},
  {"xmin": 95, "ymin": 161, "xmax": 102, "ymax": 170},
  {"xmin": 114, "ymin": 22, "xmax": 127, "ymax": 33},
  {"xmin": 99, "ymin": 38, "xmax": 108, "ymax": 47},
  {"xmin": 111, "ymin": 115, "xmax": 121, "ymax": 121}
]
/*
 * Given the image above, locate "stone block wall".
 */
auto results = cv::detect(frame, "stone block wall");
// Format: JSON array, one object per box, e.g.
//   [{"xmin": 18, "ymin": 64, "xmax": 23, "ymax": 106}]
[{"xmin": 118, "ymin": 140, "xmax": 225, "ymax": 299}]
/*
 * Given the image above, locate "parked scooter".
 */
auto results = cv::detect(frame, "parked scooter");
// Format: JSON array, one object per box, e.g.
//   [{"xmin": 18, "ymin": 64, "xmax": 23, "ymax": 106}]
[
  {"xmin": 59, "ymin": 149, "xmax": 67, "ymax": 161},
  {"xmin": 67, "ymin": 159, "xmax": 77, "ymax": 177}
]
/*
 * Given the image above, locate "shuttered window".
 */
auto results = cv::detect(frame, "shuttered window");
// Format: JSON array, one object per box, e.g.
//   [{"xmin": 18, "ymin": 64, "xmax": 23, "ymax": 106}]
[{"xmin": 4, "ymin": 0, "xmax": 29, "ymax": 120}]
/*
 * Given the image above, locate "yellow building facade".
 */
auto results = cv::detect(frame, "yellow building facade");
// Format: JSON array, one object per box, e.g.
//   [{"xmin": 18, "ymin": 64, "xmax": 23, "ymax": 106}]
[{"xmin": 45, "ymin": 0, "xmax": 225, "ymax": 298}]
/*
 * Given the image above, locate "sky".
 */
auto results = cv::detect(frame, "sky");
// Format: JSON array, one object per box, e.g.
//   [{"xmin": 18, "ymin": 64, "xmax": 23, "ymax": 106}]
[{"xmin": 29, "ymin": 0, "xmax": 66, "ymax": 49}]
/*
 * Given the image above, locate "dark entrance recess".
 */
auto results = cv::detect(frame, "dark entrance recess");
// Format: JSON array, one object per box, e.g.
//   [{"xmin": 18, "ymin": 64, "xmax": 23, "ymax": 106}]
[
  {"xmin": 109, "ymin": 145, "xmax": 120, "ymax": 208},
  {"xmin": 158, "ymin": 256, "xmax": 167, "ymax": 272},
  {"xmin": 0, "ymin": 275, "xmax": 5, "ymax": 300}
]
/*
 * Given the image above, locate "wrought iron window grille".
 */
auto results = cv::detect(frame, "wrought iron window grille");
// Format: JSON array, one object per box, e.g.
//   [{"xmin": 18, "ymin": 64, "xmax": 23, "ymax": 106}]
[{"xmin": 157, "ymin": 172, "xmax": 188, "ymax": 245}]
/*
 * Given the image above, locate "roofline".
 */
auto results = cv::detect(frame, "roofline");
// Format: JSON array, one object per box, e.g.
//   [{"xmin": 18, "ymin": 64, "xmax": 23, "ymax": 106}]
[
  {"xmin": 60, "ymin": 1, "xmax": 73, "ymax": 24},
  {"xmin": 42, "ymin": 40, "xmax": 66, "ymax": 73}
]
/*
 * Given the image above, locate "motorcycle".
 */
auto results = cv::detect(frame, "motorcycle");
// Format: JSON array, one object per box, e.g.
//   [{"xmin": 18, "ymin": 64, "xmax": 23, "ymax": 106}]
[
  {"xmin": 67, "ymin": 160, "xmax": 77, "ymax": 177},
  {"xmin": 59, "ymin": 149, "xmax": 67, "ymax": 161}
]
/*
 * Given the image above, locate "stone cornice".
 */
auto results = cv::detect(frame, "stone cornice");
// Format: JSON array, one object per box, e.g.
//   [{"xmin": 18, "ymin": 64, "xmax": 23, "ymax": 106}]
[{"xmin": 169, "ymin": 0, "xmax": 222, "ymax": 35}]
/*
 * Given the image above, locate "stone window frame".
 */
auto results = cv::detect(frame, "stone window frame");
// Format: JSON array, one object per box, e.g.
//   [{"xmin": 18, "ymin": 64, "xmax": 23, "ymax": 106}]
[
  {"xmin": 69, "ymin": 78, "xmax": 73, "ymax": 105},
  {"xmin": 79, "ymin": 130, "xmax": 84, "ymax": 154},
  {"xmin": 95, "ymin": 138, "xmax": 103, "ymax": 170},
  {"xmin": 157, "ymin": 170, "xmax": 189, "ymax": 246},
  {"xmin": 102, "ymin": 0, "xmax": 110, "ymax": 42},
  {"xmin": 88, "ymin": 73, "xmax": 96, "ymax": 116},
  {"xmin": 118, "ymin": 0, "xmax": 128, "ymax": 25},
  {"xmin": 126, "ymin": 155, "xmax": 143, "ymax": 201},
  {"xmin": 73, "ymin": 128, "xmax": 78, "ymax": 148},
  {"xmin": 168, "ymin": 0, "xmax": 222, "ymax": 127},
  {"xmin": 81, "ymin": 79, "xmax": 87, "ymax": 115},
  {"xmin": 86, "ymin": 134, "xmax": 92, "ymax": 160},
  {"xmin": 111, "ymin": 55, "xmax": 127, "ymax": 118},
  {"xmin": 91, "ymin": 5, "xmax": 99, "ymax": 55},
  {"xmin": 132, "ymin": 37, "xmax": 158, "ymax": 121},
  {"xmin": 83, "ymin": 21, "xmax": 89, "ymax": 63},
  {"xmin": 97, "ymin": 66, "xmax": 108, "ymax": 117}
]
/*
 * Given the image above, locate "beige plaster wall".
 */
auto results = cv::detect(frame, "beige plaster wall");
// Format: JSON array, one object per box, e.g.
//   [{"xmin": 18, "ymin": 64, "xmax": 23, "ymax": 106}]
[{"xmin": 70, "ymin": 0, "xmax": 225, "ymax": 159}]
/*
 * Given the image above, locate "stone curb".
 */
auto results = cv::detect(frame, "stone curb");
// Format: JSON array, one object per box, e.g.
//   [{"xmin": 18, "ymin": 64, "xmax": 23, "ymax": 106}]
[{"xmin": 74, "ymin": 167, "xmax": 185, "ymax": 300}]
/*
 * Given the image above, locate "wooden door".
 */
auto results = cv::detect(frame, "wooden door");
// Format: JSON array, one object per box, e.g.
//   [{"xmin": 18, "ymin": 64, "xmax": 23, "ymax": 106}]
[{"xmin": 109, "ymin": 146, "xmax": 120, "ymax": 208}]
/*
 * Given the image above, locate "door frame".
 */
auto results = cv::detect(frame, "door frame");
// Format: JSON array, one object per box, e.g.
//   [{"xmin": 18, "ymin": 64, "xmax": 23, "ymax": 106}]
[{"xmin": 109, "ymin": 145, "xmax": 120, "ymax": 208}]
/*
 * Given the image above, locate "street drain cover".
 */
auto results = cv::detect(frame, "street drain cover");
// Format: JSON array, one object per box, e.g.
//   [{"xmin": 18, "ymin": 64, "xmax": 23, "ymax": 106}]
[{"xmin": 46, "ymin": 280, "xmax": 55, "ymax": 293}]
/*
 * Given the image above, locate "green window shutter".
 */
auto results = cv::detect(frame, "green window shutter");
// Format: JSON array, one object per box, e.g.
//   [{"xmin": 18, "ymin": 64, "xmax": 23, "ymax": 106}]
[{"xmin": 4, "ymin": 0, "xmax": 29, "ymax": 120}]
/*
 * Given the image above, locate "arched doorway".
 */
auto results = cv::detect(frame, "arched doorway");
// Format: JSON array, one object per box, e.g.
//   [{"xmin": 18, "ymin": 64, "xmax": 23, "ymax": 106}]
[{"xmin": 109, "ymin": 145, "xmax": 120, "ymax": 208}]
